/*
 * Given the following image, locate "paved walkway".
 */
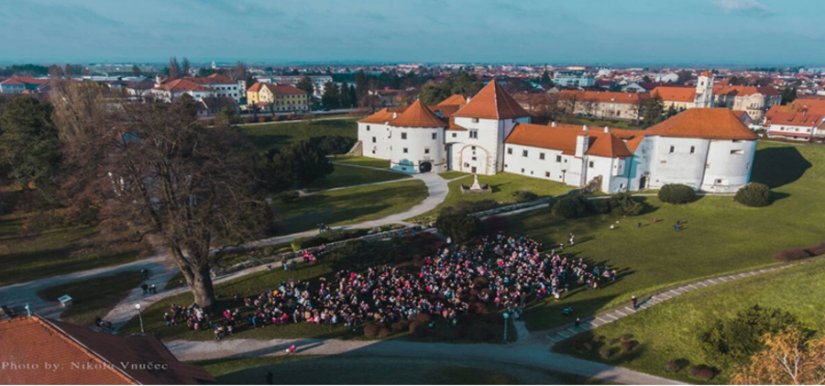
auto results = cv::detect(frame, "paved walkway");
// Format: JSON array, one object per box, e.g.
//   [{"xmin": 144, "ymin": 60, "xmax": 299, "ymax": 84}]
[
  {"xmin": 544, "ymin": 264, "xmax": 791, "ymax": 345},
  {"xmin": 244, "ymin": 171, "xmax": 448, "ymax": 248},
  {"xmin": 167, "ymin": 335, "xmax": 681, "ymax": 384}
]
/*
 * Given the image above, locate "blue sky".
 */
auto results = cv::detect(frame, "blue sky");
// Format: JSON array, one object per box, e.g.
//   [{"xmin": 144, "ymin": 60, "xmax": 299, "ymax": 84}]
[{"xmin": 1, "ymin": 0, "xmax": 822, "ymax": 65}]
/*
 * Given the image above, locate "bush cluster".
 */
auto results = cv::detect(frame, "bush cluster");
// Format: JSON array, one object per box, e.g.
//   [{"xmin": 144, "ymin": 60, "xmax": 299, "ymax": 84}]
[
  {"xmin": 290, "ymin": 228, "xmax": 369, "ymax": 252},
  {"xmin": 664, "ymin": 359, "xmax": 688, "ymax": 373},
  {"xmin": 325, "ymin": 232, "xmax": 443, "ymax": 272},
  {"xmin": 734, "ymin": 182, "xmax": 772, "ymax": 207},
  {"xmin": 774, "ymin": 242, "xmax": 825, "ymax": 261},
  {"xmin": 687, "ymin": 365, "xmax": 717, "ymax": 381},
  {"xmin": 511, "ymin": 190, "xmax": 538, "ymax": 203},
  {"xmin": 550, "ymin": 193, "xmax": 648, "ymax": 219},
  {"xmin": 700, "ymin": 304, "xmax": 803, "ymax": 366},
  {"xmin": 657, "ymin": 184, "xmax": 697, "ymax": 204},
  {"xmin": 309, "ymin": 135, "xmax": 356, "ymax": 155},
  {"xmin": 436, "ymin": 201, "xmax": 498, "ymax": 243}
]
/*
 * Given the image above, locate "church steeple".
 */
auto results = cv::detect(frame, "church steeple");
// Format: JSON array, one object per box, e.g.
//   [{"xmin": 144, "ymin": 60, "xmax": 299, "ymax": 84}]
[{"xmin": 694, "ymin": 71, "xmax": 714, "ymax": 108}]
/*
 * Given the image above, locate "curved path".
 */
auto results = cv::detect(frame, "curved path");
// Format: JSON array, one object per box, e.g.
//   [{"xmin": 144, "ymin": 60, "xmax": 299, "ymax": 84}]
[{"xmin": 167, "ymin": 331, "xmax": 681, "ymax": 384}]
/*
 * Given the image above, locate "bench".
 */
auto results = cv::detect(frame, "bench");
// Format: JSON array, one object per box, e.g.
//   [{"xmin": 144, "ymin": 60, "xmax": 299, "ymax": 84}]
[{"xmin": 58, "ymin": 294, "xmax": 73, "ymax": 307}]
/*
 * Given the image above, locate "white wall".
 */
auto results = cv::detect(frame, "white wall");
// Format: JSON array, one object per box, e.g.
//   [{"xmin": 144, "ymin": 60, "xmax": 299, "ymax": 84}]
[
  {"xmin": 358, "ymin": 122, "xmax": 392, "ymax": 160},
  {"xmin": 701, "ymin": 139, "xmax": 756, "ymax": 192},
  {"xmin": 648, "ymin": 137, "xmax": 710, "ymax": 190},
  {"xmin": 389, "ymin": 126, "xmax": 446, "ymax": 173}
]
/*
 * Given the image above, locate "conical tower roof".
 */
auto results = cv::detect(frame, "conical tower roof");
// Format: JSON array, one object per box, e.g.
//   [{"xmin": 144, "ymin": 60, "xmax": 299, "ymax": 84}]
[
  {"xmin": 391, "ymin": 99, "xmax": 446, "ymax": 128},
  {"xmin": 454, "ymin": 80, "xmax": 530, "ymax": 120}
]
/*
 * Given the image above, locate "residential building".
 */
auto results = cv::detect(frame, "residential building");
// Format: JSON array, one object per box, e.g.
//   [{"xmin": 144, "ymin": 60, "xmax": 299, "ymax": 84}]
[
  {"xmin": 713, "ymin": 85, "xmax": 781, "ymax": 121},
  {"xmin": 0, "ymin": 76, "xmax": 50, "ymax": 94},
  {"xmin": 151, "ymin": 74, "xmax": 245, "ymax": 103},
  {"xmin": 764, "ymin": 104, "xmax": 825, "ymax": 141},
  {"xmin": 553, "ymin": 70, "xmax": 596, "ymax": 87},
  {"xmin": 246, "ymin": 82, "xmax": 309, "ymax": 112},
  {"xmin": 0, "ymin": 315, "xmax": 213, "ymax": 384},
  {"xmin": 558, "ymin": 90, "xmax": 648, "ymax": 120}
]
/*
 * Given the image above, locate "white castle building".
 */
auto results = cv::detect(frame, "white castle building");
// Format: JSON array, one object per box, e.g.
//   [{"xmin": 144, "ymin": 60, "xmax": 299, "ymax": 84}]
[{"xmin": 357, "ymin": 81, "xmax": 757, "ymax": 193}]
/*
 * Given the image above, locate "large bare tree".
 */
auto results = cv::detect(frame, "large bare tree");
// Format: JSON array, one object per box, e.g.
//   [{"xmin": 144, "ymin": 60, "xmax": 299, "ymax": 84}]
[{"xmin": 52, "ymin": 82, "xmax": 268, "ymax": 308}]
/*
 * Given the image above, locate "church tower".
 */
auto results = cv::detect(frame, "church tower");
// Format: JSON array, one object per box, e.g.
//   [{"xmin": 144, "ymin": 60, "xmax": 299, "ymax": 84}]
[{"xmin": 694, "ymin": 71, "xmax": 714, "ymax": 108}]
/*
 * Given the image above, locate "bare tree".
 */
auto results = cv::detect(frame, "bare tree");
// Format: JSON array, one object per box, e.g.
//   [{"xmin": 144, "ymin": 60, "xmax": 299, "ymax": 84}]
[
  {"xmin": 51, "ymin": 82, "xmax": 269, "ymax": 308},
  {"xmin": 181, "ymin": 57, "xmax": 191, "ymax": 77},
  {"xmin": 168, "ymin": 57, "xmax": 181, "ymax": 80}
]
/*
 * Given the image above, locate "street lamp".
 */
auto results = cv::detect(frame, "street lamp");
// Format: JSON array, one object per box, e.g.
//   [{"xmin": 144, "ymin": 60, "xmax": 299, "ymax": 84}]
[
  {"xmin": 502, "ymin": 312, "xmax": 510, "ymax": 343},
  {"xmin": 135, "ymin": 303, "xmax": 144, "ymax": 334}
]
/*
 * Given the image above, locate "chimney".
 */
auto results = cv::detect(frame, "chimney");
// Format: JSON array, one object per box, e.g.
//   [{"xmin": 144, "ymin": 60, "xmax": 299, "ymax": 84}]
[
  {"xmin": 604, "ymin": 126, "xmax": 609, "ymax": 133},
  {"xmin": 575, "ymin": 134, "xmax": 589, "ymax": 157},
  {"xmin": 392, "ymin": 112, "xmax": 398, "ymax": 119},
  {"xmin": 551, "ymin": 121, "xmax": 557, "ymax": 127},
  {"xmin": 582, "ymin": 125, "xmax": 589, "ymax": 132}
]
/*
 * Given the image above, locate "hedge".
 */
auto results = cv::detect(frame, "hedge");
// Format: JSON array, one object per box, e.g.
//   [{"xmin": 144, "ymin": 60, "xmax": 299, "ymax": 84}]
[
  {"xmin": 658, "ymin": 184, "xmax": 697, "ymax": 204},
  {"xmin": 734, "ymin": 182, "xmax": 772, "ymax": 207}
]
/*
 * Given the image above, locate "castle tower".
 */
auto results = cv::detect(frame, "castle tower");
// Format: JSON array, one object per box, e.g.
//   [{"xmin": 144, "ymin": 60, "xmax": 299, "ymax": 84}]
[{"xmin": 694, "ymin": 71, "xmax": 714, "ymax": 108}]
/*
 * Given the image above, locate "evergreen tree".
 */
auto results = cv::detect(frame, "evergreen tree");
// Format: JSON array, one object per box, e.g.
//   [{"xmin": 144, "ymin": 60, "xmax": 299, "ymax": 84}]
[
  {"xmin": 296, "ymin": 76, "xmax": 314, "ymax": 96},
  {"xmin": 321, "ymin": 81, "xmax": 340, "ymax": 109},
  {"xmin": 641, "ymin": 95, "xmax": 664, "ymax": 127}
]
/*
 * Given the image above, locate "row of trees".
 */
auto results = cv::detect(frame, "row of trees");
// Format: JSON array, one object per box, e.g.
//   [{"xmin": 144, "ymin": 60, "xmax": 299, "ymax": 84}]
[{"xmin": 321, "ymin": 81, "xmax": 358, "ymax": 109}]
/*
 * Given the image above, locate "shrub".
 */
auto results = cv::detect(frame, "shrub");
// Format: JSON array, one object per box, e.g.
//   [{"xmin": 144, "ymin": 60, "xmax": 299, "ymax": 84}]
[
  {"xmin": 482, "ymin": 215, "xmax": 507, "ymax": 235},
  {"xmin": 621, "ymin": 340, "xmax": 638, "ymax": 353},
  {"xmin": 551, "ymin": 194, "xmax": 589, "ymax": 218},
  {"xmin": 598, "ymin": 346, "xmax": 617, "ymax": 359},
  {"xmin": 658, "ymin": 184, "xmax": 697, "ymax": 204},
  {"xmin": 363, "ymin": 323, "xmax": 380, "ymax": 338},
  {"xmin": 734, "ymin": 182, "xmax": 772, "ymax": 207},
  {"xmin": 774, "ymin": 248, "xmax": 814, "ymax": 261},
  {"xmin": 512, "ymin": 190, "xmax": 538, "ymax": 203},
  {"xmin": 700, "ymin": 305, "xmax": 803, "ymax": 366},
  {"xmin": 436, "ymin": 209, "xmax": 483, "ymax": 243},
  {"xmin": 608, "ymin": 193, "xmax": 647, "ymax": 216},
  {"xmin": 664, "ymin": 359, "xmax": 688, "ymax": 373},
  {"xmin": 278, "ymin": 190, "xmax": 300, "ymax": 203},
  {"xmin": 688, "ymin": 365, "xmax": 717, "ymax": 381},
  {"xmin": 309, "ymin": 136, "xmax": 356, "ymax": 155},
  {"xmin": 588, "ymin": 198, "xmax": 612, "ymax": 214}
]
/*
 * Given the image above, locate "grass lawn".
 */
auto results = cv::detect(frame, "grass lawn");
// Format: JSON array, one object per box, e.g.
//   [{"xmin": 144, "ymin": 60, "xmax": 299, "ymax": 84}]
[
  {"xmin": 411, "ymin": 172, "xmax": 571, "ymax": 222},
  {"xmin": 331, "ymin": 156, "xmax": 391, "ymax": 169},
  {"xmin": 197, "ymin": 355, "xmax": 593, "ymax": 384},
  {"xmin": 121, "ymin": 263, "xmax": 356, "ymax": 341},
  {"xmin": 0, "ymin": 217, "xmax": 144, "ymax": 286},
  {"xmin": 555, "ymin": 115, "xmax": 644, "ymax": 130},
  {"xmin": 307, "ymin": 164, "xmax": 407, "ymax": 190},
  {"xmin": 556, "ymin": 257, "xmax": 825, "ymax": 384},
  {"xmin": 37, "ymin": 271, "xmax": 144, "ymax": 326},
  {"xmin": 439, "ymin": 171, "xmax": 469, "ymax": 180},
  {"xmin": 236, "ymin": 117, "xmax": 358, "ymax": 151},
  {"xmin": 510, "ymin": 141, "xmax": 825, "ymax": 331},
  {"xmin": 273, "ymin": 179, "xmax": 427, "ymax": 234}
]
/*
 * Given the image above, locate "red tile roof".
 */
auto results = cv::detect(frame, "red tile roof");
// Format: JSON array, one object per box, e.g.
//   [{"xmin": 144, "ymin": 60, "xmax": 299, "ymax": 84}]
[
  {"xmin": 646, "ymin": 108, "xmax": 758, "ymax": 140},
  {"xmin": 0, "ymin": 76, "xmax": 50, "ymax": 86},
  {"xmin": 505, "ymin": 123, "xmax": 633, "ymax": 158},
  {"xmin": 713, "ymin": 85, "xmax": 779, "ymax": 97},
  {"xmin": 263, "ymin": 83, "xmax": 306, "ymax": 95},
  {"xmin": 390, "ymin": 99, "xmax": 446, "ymax": 128},
  {"xmin": 437, "ymin": 94, "xmax": 468, "ymax": 107},
  {"xmin": 358, "ymin": 107, "xmax": 404, "ymax": 124},
  {"xmin": 454, "ymin": 80, "xmax": 530, "ymax": 120},
  {"xmin": 0, "ymin": 316, "xmax": 212, "ymax": 384},
  {"xmin": 765, "ymin": 107, "xmax": 824, "ymax": 127},
  {"xmin": 158, "ymin": 78, "xmax": 207, "ymax": 92},
  {"xmin": 650, "ymin": 86, "xmax": 696, "ymax": 102}
]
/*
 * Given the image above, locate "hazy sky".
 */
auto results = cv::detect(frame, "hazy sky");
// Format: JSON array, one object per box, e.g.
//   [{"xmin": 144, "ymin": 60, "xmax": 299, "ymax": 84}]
[{"xmin": 1, "ymin": 0, "xmax": 823, "ymax": 65}]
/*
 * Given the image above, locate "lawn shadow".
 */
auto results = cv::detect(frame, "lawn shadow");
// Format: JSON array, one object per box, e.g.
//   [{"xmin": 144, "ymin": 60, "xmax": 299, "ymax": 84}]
[{"xmin": 751, "ymin": 146, "xmax": 812, "ymax": 189}]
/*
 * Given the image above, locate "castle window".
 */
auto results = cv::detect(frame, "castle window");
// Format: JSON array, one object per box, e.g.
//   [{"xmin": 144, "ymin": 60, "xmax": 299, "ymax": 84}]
[
  {"xmin": 730, "ymin": 149, "xmax": 744, "ymax": 155},
  {"xmin": 452, "ymin": 133, "xmax": 457, "ymax": 138},
  {"xmin": 522, "ymin": 150, "xmax": 528, "ymax": 157},
  {"xmin": 669, "ymin": 145, "xmax": 675, "ymax": 153},
  {"xmin": 403, "ymin": 148, "xmax": 408, "ymax": 153},
  {"xmin": 545, "ymin": 172, "xmax": 550, "ymax": 178},
  {"xmin": 589, "ymin": 161, "xmax": 594, "ymax": 168},
  {"xmin": 366, "ymin": 125, "xmax": 371, "ymax": 131},
  {"xmin": 690, "ymin": 146, "xmax": 695, "ymax": 154},
  {"xmin": 507, "ymin": 148, "xmax": 513, "ymax": 155},
  {"xmin": 372, "ymin": 137, "xmax": 376, "ymax": 143},
  {"xmin": 556, "ymin": 155, "xmax": 562, "ymax": 162},
  {"xmin": 432, "ymin": 133, "xmax": 437, "ymax": 140},
  {"xmin": 540, "ymin": 152, "xmax": 545, "ymax": 160},
  {"xmin": 425, "ymin": 148, "xmax": 430, "ymax": 154},
  {"xmin": 469, "ymin": 129, "xmax": 479, "ymax": 139},
  {"xmin": 401, "ymin": 132, "xmax": 407, "ymax": 140}
]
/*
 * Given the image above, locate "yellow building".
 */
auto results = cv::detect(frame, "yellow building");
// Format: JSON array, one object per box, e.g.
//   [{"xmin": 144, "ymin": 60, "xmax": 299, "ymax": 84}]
[{"xmin": 246, "ymin": 82, "xmax": 309, "ymax": 112}]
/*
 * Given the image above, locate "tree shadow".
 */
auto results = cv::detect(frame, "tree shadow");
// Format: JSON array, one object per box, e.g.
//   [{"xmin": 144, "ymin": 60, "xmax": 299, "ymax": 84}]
[{"xmin": 751, "ymin": 146, "xmax": 812, "ymax": 189}]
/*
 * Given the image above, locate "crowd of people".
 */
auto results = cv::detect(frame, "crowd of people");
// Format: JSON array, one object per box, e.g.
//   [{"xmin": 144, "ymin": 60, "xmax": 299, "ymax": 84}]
[{"xmin": 162, "ymin": 233, "xmax": 618, "ymax": 339}]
